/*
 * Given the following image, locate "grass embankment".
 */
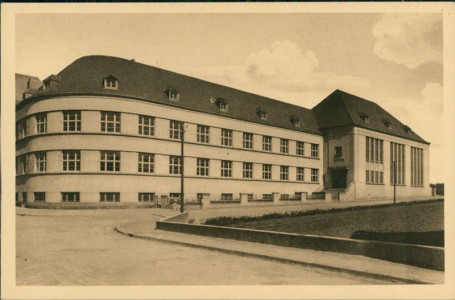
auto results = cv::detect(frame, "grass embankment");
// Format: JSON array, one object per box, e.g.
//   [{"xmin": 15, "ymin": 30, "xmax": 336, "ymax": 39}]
[{"xmin": 205, "ymin": 200, "xmax": 444, "ymax": 246}]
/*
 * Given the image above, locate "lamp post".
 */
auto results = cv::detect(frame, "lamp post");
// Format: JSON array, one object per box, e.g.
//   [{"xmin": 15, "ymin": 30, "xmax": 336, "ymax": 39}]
[
  {"xmin": 393, "ymin": 160, "xmax": 397, "ymax": 204},
  {"xmin": 180, "ymin": 121, "xmax": 185, "ymax": 213}
]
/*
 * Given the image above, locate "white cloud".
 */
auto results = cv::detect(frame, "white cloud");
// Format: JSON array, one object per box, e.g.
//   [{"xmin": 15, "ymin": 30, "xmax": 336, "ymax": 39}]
[
  {"xmin": 381, "ymin": 82, "xmax": 444, "ymax": 183},
  {"xmin": 180, "ymin": 40, "xmax": 371, "ymax": 107},
  {"xmin": 372, "ymin": 14, "xmax": 442, "ymax": 69}
]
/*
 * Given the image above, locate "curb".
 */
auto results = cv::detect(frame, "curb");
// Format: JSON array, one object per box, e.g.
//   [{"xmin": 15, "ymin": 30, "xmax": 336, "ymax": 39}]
[{"xmin": 114, "ymin": 225, "xmax": 432, "ymax": 284}]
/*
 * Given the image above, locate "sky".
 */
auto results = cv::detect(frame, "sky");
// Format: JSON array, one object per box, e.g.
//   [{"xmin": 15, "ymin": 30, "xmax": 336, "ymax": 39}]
[{"xmin": 15, "ymin": 13, "xmax": 444, "ymax": 182}]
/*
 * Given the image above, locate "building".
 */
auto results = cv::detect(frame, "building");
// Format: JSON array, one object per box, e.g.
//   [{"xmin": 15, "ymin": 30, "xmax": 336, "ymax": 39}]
[{"xmin": 15, "ymin": 55, "xmax": 431, "ymax": 205}]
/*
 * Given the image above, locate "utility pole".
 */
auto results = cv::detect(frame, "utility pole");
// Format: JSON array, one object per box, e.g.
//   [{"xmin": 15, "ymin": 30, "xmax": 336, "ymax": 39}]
[
  {"xmin": 393, "ymin": 160, "xmax": 397, "ymax": 204},
  {"xmin": 180, "ymin": 121, "xmax": 185, "ymax": 213}
]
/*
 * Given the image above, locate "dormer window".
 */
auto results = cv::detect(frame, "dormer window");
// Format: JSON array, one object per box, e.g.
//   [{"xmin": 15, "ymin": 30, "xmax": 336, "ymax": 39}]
[
  {"xmin": 290, "ymin": 115, "xmax": 300, "ymax": 127},
  {"xmin": 103, "ymin": 76, "xmax": 119, "ymax": 90},
  {"xmin": 403, "ymin": 125, "xmax": 411, "ymax": 134},
  {"xmin": 215, "ymin": 98, "xmax": 228, "ymax": 112},
  {"xmin": 257, "ymin": 108, "xmax": 268, "ymax": 120},
  {"xmin": 165, "ymin": 87, "xmax": 179, "ymax": 101},
  {"xmin": 383, "ymin": 119, "xmax": 392, "ymax": 129},
  {"xmin": 359, "ymin": 112, "xmax": 369, "ymax": 123}
]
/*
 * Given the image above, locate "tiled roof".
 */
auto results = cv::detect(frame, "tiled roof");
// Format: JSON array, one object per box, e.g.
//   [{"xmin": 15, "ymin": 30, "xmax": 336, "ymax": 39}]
[
  {"xmin": 24, "ymin": 55, "xmax": 322, "ymax": 135},
  {"xmin": 312, "ymin": 90, "xmax": 429, "ymax": 144},
  {"xmin": 15, "ymin": 74, "xmax": 42, "ymax": 104}
]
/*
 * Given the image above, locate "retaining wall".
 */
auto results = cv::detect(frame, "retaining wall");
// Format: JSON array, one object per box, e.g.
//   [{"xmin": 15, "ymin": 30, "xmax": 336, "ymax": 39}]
[{"xmin": 156, "ymin": 216, "xmax": 444, "ymax": 271}]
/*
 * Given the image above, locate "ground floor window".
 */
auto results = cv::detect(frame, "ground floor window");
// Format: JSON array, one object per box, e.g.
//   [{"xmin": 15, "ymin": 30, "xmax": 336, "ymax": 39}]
[
  {"xmin": 366, "ymin": 170, "xmax": 384, "ymax": 184},
  {"xmin": 62, "ymin": 192, "xmax": 80, "ymax": 202},
  {"xmin": 263, "ymin": 194, "xmax": 272, "ymax": 200},
  {"xmin": 138, "ymin": 193, "xmax": 155, "ymax": 202},
  {"xmin": 34, "ymin": 192, "xmax": 45, "ymax": 202},
  {"xmin": 100, "ymin": 192, "xmax": 120, "ymax": 202},
  {"xmin": 22, "ymin": 192, "xmax": 27, "ymax": 202},
  {"xmin": 280, "ymin": 194, "xmax": 290, "ymax": 200},
  {"xmin": 169, "ymin": 193, "xmax": 181, "ymax": 204},
  {"xmin": 221, "ymin": 193, "xmax": 233, "ymax": 201}
]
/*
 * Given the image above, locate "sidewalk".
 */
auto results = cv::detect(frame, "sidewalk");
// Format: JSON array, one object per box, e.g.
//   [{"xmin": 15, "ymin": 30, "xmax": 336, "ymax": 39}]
[{"xmin": 116, "ymin": 218, "xmax": 444, "ymax": 285}]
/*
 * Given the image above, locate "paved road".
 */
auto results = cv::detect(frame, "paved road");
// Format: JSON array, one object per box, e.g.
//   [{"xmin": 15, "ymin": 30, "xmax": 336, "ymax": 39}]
[{"xmin": 16, "ymin": 208, "xmax": 395, "ymax": 285}]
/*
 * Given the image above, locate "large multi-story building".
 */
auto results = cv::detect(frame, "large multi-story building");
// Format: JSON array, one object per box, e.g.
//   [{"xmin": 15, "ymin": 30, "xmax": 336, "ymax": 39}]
[{"xmin": 15, "ymin": 55, "xmax": 431, "ymax": 205}]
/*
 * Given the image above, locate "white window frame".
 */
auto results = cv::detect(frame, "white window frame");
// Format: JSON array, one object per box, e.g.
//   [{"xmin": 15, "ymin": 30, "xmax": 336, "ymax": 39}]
[
  {"xmin": 138, "ymin": 193, "xmax": 155, "ymax": 202},
  {"xmin": 100, "ymin": 192, "xmax": 120, "ymax": 202},
  {"xmin": 35, "ymin": 113, "xmax": 47, "ymax": 134},
  {"xmin": 101, "ymin": 111, "xmax": 121, "ymax": 133},
  {"xmin": 221, "ymin": 129, "xmax": 233, "ymax": 147},
  {"xmin": 100, "ymin": 151, "xmax": 120, "ymax": 172},
  {"xmin": 138, "ymin": 115, "xmax": 155, "ymax": 136},
  {"xmin": 311, "ymin": 168, "xmax": 319, "ymax": 182},
  {"xmin": 243, "ymin": 162, "xmax": 253, "ymax": 178},
  {"xmin": 63, "ymin": 150, "xmax": 81, "ymax": 171},
  {"xmin": 280, "ymin": 166, "xmax": 289, "ymax": 181},
  {"xmin": 262, "ymin": 164, "xmax": 272, "ymax": 180},
  {"xmin": 169, "ymin": 156, "xmax": 182, "ymax": 175},
  {"xmin": 221, "ymin": 160, "xmax": 232, "ymax": 178},
  {"xmin": 103, "ymin": 78, "xmax": 119, "ymax": 90},
  {"xmin": 221, "ymin": 193, "xmax": 233, "ymax": 201},
  {"xmin": 197, "ymin": 125, "xmax": 210, "ymax": 143},
  {"xmin": 34, "ymin": 192, "xmax": 46, "ymax": 202},
  {"xmin": 262, "ymin": 136, "xmax": 272, "ymax": 152},
  {"xmin": 63, "ymin": 111, "xmax": 81, "ymax": 132},
  {"xmin": 280, "ymin": 139, "xmax": 289, "ymax": 154},
  {"xmin": 243, "ymin": 132, "xmax": 253, "ymax": 149},
  {"xmin": 34, "ymin": 152, "xmax": 46, "ymax": 172},
  {"xmin": 169, "ymin": 120, "xmax": 182, "ymax": 140},
  {"xmin": 197, "ymin": 158, "xmax": 209, "ymax": 176},
  {"xmin": 62, "ymin": 192, "xmax": 80, "ymax": 202},
  {"xmin": 138, "ymin": 153, "xmax": 155, "ymax": 173},
  {"xmin": 296, "ymin": 141, "xmax": 304, "ymax": 156},
  {"xmin": 311, "ymin": 144, "xmax": 319, "ymax": 158},
  {"xmin": 296, "ymin": 167, "xmax": 305, "ymax": 181}
]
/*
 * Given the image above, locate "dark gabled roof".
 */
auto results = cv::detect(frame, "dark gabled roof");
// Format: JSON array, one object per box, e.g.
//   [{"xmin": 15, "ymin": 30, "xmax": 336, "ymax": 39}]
[
  {"xmin": 15, "ymin": 74, "xmax": 42, "ymax": 104},
  {"xmin": 312, "ymin": 89, "xmax": 429, "ymax": 144},
  {"xmin": 23, "ymin": 55, "xmax": 321, "ymax": 135}
]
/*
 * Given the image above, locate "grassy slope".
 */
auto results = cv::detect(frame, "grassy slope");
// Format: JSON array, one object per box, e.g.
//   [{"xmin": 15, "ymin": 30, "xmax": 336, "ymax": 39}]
[{"xmin": 230, "ymin": 201, "xmax": 444, "ymax": 239}]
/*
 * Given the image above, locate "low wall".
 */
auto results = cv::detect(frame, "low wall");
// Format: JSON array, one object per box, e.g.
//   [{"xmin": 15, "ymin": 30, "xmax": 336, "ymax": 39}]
[
  {"xmin": 156, "ymin": 216, "xmax": 444, "ymax": 271},
  {"xmin": 25, "ymin": 202, "xmax": 159, "ymax": 209}
]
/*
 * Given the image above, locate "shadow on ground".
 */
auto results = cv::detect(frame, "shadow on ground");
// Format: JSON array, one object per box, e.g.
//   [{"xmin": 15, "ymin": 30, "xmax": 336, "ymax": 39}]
[{"xmin": 350, "ymin": 230, "xmax": 444, "ymax": 247}]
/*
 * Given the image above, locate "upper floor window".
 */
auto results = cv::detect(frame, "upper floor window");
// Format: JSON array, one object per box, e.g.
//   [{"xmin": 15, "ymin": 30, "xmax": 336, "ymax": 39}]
[
  {"xmin": 34, "ymin": 152, "xmax": 47, "ymax": 172},
  {"xmin": 35, "ymin": 113, "xmax": 47, "ymax": 134},
  {"xmin": 169, "ymin": 120, "xmax": 182, "ymax": 140},
  {"xmin": 16, "ymin": 154, "xmax": 27, "ymax": 175},
  {"xmin": 221, "ymin": 129, "xmax": 233, "ymax": 147},
  {"xmin": 100, "ymin": 151, "xmax": 120, "ymax": 172},
  {"xmin": 334, "ymin": 146, "xmax": 343, "ymax": 157},
  {"xmin": 16, "ymin": 119, "xmax": 27, "ymax": 140},
  {"xmin": 197, "ymin": 158, "xmax": 210, "ymax": 176},
  {"xmin": 62, "ymin": 150, "xmax": 81, "ymax": 171},
  {"xmin": 221, "ymin": 160, "xmax": 232, "ymax": 178},
  {"xmin": 411, "ymin": 147, "xmax": 423, "ymax": 187},
  {"xmin": 296, "ymin": 167, "xmax": 305, "ymax": 182},
  {"xmin": 311, "ymin": 169, "xmax": 319, "ymax": 182},
  {"xmin": 103, "ymin": 76, "xmax": 119, "ymax": 90},
  {"xmin": 366, "ymin": 137, "xmax": 383, "ymax": 163},
  {"xmin": 243, "ymin": 162, "xmax": 253, "ymax": 178},
  {"xmin": 138, "ymin": 153, "xmax": 155, "ymax": 173},
  {"xmin": 280, "ymin": 139, "xmax": 289, "ymax": 154},
  {"xmin": 101, "ymin": 111, "xmax": 121, "ymax": 133},
  {"xmin": 311, "ymin": 144, "xmax": 319, "ymax": 158},
  {"xmin": 138, "ymin": 115, "xmax": 155, "ymax": 136},
  {"xmin": 262, "ymin": 164, "xmax": 272, "ymax": 180},
  {"xmin": 262, "ymin": 136, "xmax": 272, "ymax": 152},
  {"xmin": 165, "ymin": 87, "xmax": 179, "ymax": 101},
  {"xmin": 291, "ymin": 116, "xmax": 300, "ymax": 127},
  {"xmin": 169, "ymin": 156, "xmax": 182, "ymax": 175},
  {"xmin": 280, "ymin": 166, "xmax": 289, "ymax": 181},
  {"xmin": 296, "ymin": 141, "xmax": 304, "ymax": 156},
  {"xmin": 390, "ymin": 142, "xmax": 405, "ymax": 185},
  {"xmin": 197, "ymin": 125, "xmax": 210, "ymax": 143},
  {"xmin": 243, "ymin": 132, "xmax": 253, "ymax": 149},
  {"xmin": 63, "ymin": 111, "xmax": 81, "ymax": 132}
]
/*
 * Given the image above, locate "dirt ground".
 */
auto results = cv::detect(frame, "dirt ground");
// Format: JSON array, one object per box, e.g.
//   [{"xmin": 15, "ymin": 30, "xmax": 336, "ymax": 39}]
[{"xmin": 16, "ymin": 208, "xmax": 395, "ymax": 285}]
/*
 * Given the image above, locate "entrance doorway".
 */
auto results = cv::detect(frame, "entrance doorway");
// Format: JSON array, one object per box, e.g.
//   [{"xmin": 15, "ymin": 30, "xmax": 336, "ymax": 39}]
[{"xmin": 331, "ymin": 168, "xmax": 348, "ymax": 189}]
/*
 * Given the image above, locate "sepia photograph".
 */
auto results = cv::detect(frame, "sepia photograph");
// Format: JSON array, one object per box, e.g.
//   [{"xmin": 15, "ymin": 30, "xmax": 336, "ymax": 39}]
[{"xmin": 2, "ymin": 3, "xmax": 455, "ymax": 300}]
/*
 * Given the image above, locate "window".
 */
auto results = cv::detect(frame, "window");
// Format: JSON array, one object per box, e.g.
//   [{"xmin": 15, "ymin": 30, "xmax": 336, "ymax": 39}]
[
  {"xmin": 139, "ymin": 193, "xmax": 155, "ymax": 202},
  {"xmin": 100, "ymin": 151, "xmax": 120, "ymax": 172},
  {"xmin": 359, "ymin": 112, "xmax": 369, "ymax": 123},
  {"xmin": 166, "ymin": 89, "xmax": 180, "ymax": 101},
  {"xmin": 197, "ymin": 125, "xmax": 210, "ymax": 143},
  {"xmin": 262, "ymin": 164, "xmax": 272, "ymax": 180},
  {"xmin": 63, "ymin": 111, "xmax": 81, "ymax": 132},
  {"xmin": 169, "ymin": 120, "xmax": 182, "ymax": 140},
  {"xmin": 22, "ymin": 192, "xmax": 27, "ymax": 203},
  {"xmin": 169, "ymin": 193, "xmax": 181, "ymax": 203},
  {"xmin": 411, "ymin": 147, "xmax": 424, "ymax": 186},
  {"xmin": 62, "ymin": 192, "xmax": 80, "ymax": 202},
  {"xmin": 296, "ymin": 141, "xmax": 304, "ymax": 156},
  {"xmin": 101, "ymin": 111, "xmax": 120, "ymax": 133},
  {"xmin": 34, "ymin": 152, "xmax": 46, "ymax": 172},
  {"xmin": 263, "ymin": 194, "xmax": 273, "ymax": 201},
  {"xmin": 100, "ymin": 192, "xmax": 120, "ymax": 202},
  {"xmin": 262, "ymin": 136, "xmax": 272, "ymax": 152},
  {"xmin": 390, "ymin": 142, "xmax": 405, "ymax": 185},
  {"xmin": 296, "ymin": 167, "xmax": 305, "ymax": 182},
  {"xmin": 366, "ymin": 170, "xmax": 384, "ymax": 184},
  {"xmin": 366, "ymin": 137, "xmax": 383, "ymax": 163},
  {"xmin": 103, "ymin": 76, "xmax": 118, "ymax": 90},
  {"xmin": 291, "ymin": 116, "xmax": 300, "ymax": 127},
  {"xmin": 221, "ymin": 193, "xmax": 233, "ymax": 201},
  {"xmin": 311, "ymin": 169, "xmax": 319, "ymax": 182},
  {"xmin": 243, "ymin": 162, "xmax": 253, "ymax": 178},
  {"xmin": 169, "ymin": 156, "xmax": 182, "ymax": 175},
  {"xmin": 16, "ymin": 155, "xmax": 27, "ymax": 175},
  {"xmin": 280, "ymin": 139, "xmax": 289, "ymax": 154},
  {"xmin": 243, "ymin": 132, "xmax": 253, "ymax": 149},
  {"xmin": 138, "ymin": 115, "xmax": 155, "ymax": 136},
  {"xmin": 35, "ymin": 113, "xmax": 47, "ymax": 134},
  {"xmin": 16, "ymin": 119, "xmax": 27, "ymax": 140},
  {"xmin": 216, "ymin": 98, "xmax": 228, "ymax": 112},
  {"xmin": 197, "ymin": 158, "xmax": 209, "ymax": 176},
  {"xmin": 335, "ymin": 146, "xmax": 343, "ymax": 157},
  {"xmin": 257, "ymin": 108, "xmax": 268, "ymax": 120},
  {"xmin": 280, "ymin": 194, "xmax": 290, "ymax": 200},
  {"xmin": 62, "ymin": 150, "xmax": 81, "ymax": 171},
  {"xmin": 34, "ymin": 192, "xmax": 45, "ymax": 202},
  {"xmin": 311, "ymin": 144, "xmax": 319, "ymax": 158},
  {"xmin": 138, "ymin": 153, "xmax": 155, "ymax": 173},
  {"xmin": 280, "ymin": 166, "xmax": 289, "ymax": 181},
  {"xmin": 221, "ymin": 160, "xmax": 232, "ymax": 178},
  {"xmin": 221, "ymin": 129, "xmax": 232, "ymax": 147}
]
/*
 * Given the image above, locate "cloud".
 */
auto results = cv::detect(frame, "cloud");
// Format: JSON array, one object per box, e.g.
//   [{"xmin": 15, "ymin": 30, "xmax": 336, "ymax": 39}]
[
  {"xmin": 181, "ymin": 40, "xmax": 371, "ymax": 107},
  {"xmin": 372, "ymin": 14, "xmax": 442, "ymax": 69}
]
